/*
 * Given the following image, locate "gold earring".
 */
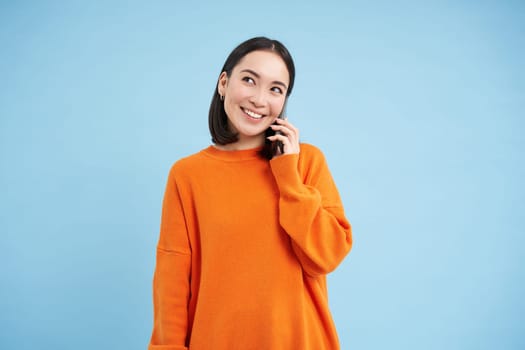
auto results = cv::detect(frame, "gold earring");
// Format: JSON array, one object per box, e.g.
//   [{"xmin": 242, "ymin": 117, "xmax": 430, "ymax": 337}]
[{"xmin": 220, "ymin": 94, "xmax": 224, "ymax": 101}]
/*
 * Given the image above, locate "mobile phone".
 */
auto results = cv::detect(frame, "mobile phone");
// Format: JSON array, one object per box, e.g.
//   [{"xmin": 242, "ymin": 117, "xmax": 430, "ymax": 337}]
[{"xmin": 274, "ymin": 99, "xmax": 287, "ymax": 155}]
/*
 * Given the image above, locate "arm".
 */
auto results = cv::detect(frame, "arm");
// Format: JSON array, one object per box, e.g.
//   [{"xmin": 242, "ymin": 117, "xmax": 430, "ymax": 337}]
[
  {"xmin": 149, "ymin": 166, "xmax": 191, "ymax": 350},
  {"xmin": 270, "ymin": 146, "xmax": 352, "ymax": 277}
]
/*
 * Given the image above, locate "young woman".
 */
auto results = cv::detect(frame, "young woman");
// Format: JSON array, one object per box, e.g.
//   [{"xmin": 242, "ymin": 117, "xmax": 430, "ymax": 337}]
[{"xmin": 148, "ymin": 37, "xmax": 352, "ymax": 350}]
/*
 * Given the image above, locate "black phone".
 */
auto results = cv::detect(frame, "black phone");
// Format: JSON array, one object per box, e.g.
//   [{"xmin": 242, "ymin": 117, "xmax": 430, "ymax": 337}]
[{"xmin": 273, "ymin": 99, "xmax": 287, "ymax": 155}]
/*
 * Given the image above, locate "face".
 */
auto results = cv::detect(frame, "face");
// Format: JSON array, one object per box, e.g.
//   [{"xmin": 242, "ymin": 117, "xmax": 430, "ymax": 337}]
[{"xmin": 218, "ymin": 50, "xmax": 289, "ymax": 149}]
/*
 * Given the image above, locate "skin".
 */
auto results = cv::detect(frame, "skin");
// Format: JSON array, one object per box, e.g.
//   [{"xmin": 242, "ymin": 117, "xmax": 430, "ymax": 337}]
[{"xmin": 216, "ymin": 50, "xmax": 300, "ymax": 156}]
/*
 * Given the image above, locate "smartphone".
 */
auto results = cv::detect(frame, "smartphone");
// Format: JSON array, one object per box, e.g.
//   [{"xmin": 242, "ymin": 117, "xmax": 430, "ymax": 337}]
[{"xmin": 273, "ymin": 99, "xmax": 287, "ymax": 155}]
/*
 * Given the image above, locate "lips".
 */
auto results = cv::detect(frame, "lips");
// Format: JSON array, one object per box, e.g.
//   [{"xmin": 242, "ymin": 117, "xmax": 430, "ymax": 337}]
[{"xmin": 242, "ymin": 107, "xmax": 264, "ymax": 120}]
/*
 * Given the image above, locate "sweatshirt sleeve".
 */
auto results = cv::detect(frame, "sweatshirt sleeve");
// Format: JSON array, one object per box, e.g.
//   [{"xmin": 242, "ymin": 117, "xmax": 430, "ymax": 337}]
[
  {"xmin": 269, "ymin": 145, "xmax": 352, "ymax": 277},
  {"xmin": 149, "ymin": 165, "xmax": 191, "ymax": 350}
]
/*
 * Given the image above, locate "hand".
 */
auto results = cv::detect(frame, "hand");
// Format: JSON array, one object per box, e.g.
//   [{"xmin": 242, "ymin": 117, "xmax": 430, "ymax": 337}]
[{"xmin": 267, "ymin": 118, "xmax": 300, "ymax": 157}]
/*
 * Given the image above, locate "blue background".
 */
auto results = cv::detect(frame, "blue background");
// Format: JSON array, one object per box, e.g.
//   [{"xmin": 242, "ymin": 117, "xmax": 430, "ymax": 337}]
[{"xmin": 1, "ymin": 1, "xmax": 523, "ymax": 349}]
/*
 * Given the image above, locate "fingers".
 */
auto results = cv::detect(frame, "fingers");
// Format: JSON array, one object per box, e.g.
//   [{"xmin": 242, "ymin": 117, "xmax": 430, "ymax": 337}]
[
  {"xmin": 267, "ymin": 118, "xmax": 300, "ymax": 155},
  {"xmin": 274, "ymin": 118, "xmax": 299, "ymax": 137}
]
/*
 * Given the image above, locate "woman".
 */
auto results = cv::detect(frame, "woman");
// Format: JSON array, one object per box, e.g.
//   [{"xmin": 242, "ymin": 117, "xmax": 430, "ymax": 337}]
[{"xmin": 148, "ymin": 37, "xmax": 352, "ymax": 350}]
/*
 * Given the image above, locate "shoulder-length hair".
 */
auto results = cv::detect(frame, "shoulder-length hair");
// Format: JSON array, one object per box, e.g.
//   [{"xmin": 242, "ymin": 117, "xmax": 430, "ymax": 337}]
[{"xmin": 208, "ymin": 37, "xmax": 296, "ymax": 159}]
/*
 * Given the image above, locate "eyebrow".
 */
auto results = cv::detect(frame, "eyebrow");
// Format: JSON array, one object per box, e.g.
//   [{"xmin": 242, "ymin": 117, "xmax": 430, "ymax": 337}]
[{"xmin": 240, "ymin": 69, "xmax": 288, "ymax": 90}]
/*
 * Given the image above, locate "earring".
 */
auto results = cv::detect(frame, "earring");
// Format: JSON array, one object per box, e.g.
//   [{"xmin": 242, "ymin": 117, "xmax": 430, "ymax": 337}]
[{"xmin": 220, "ymin": 94, "xmax": 224, "ymax": 101}]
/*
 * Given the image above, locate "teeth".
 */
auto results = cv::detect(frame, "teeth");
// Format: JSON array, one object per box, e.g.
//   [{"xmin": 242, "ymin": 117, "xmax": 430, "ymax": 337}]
[{"xmin": 244, "ymin": 108, "xmax": 263, "ymax": 119}]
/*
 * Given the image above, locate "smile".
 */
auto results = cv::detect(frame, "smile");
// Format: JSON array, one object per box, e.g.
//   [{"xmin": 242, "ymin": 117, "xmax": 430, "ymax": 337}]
[{"xmin": 242, "ymin": 107, "xmax": 264, "ymax": 120}]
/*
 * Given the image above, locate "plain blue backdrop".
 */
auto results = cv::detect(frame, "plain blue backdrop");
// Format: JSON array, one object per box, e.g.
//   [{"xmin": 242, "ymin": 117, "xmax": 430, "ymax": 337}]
[{"xmin": 1, "ymin": 1, "xmax": 523, "ymax": 349}]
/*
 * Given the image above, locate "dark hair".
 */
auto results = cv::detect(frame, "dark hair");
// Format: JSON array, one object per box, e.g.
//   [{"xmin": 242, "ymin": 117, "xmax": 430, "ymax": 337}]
[{"xmin": 208, "ymin": 37, "xmax": 296, "ymax": 159}]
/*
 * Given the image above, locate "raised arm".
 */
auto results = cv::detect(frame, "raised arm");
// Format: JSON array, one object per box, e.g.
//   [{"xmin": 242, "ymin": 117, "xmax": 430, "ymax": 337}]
[{"xmin": 270, "ymin": 145, "xmax": 352, "ymax": 277}]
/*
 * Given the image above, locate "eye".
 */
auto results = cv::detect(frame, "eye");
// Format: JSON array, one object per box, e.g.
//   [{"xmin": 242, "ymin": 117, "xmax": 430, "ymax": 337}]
[
  {"xmin": 271, "ymin": 86, "xmax": 283, "ymax": 94},
  {"xmin": 242, "ymin": 76, "xmax": 255, "ymax": 84}
]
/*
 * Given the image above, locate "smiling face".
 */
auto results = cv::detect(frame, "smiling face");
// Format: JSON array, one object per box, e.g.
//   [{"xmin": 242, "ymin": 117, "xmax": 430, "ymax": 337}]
[{"xmin": 217, "ymin": 50, "xmax": 289, "ymax": 150}]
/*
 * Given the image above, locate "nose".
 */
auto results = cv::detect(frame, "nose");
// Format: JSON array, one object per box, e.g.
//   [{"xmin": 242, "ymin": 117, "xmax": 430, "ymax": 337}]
[{"xmin": 249, "ymin": 89, "xmax": 267, "ymax": 107}]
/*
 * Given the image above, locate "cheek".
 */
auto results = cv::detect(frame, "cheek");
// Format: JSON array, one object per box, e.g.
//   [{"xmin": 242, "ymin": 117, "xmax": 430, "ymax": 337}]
[
  {"xmin": 227, "ymin": 83, "xmax": 248, "ymax": 101},
  {"xmin": 224, "ymin": 101, "xmax": 237, "ymax": 121},
  {"xmin": 272, "ymin": 101, "xmax": 285, "ymax": 118}
]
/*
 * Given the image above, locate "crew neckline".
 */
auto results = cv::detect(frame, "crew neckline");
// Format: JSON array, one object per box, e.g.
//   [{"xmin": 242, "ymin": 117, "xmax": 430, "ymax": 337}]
[{"xmin": 201, "ymin": 145, "xmax": 265, "ymax": 162}]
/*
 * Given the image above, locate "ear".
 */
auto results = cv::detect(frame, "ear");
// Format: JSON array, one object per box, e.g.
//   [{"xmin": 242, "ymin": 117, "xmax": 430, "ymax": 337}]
[{"xmin": 217, "ymin": 71, "xmax": 228, "ymax": 97}]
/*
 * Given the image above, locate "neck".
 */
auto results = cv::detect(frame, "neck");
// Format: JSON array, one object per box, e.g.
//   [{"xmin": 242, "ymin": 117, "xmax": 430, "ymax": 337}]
[{"xmin": 215, "ymin": 135, "xmax": 265, "ymax": 151}]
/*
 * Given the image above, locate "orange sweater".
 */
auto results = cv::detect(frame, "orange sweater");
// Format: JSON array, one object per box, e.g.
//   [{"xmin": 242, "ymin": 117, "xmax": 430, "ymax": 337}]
[{"xmin": 149, "ymin": 143, "xmax": 352, "ymax": 350}]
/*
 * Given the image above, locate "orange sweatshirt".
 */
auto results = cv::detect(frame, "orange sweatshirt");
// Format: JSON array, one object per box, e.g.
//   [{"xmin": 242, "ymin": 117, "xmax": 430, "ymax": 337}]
[{"xmin": 149, "ymin": 143, "xmax": 352, "ymax": 350}]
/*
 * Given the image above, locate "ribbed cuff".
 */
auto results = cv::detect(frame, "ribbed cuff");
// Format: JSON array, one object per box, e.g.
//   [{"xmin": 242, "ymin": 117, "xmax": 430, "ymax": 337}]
[{"xmin": 269, "ymin": 154, "xmax": 303, "ymax": 195}]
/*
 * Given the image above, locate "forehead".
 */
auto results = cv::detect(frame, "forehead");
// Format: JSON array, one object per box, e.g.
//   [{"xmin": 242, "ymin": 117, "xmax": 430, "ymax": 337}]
[{"xmin": 233, "ymin": 50, "xmax": 289, "ymax": 84}]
